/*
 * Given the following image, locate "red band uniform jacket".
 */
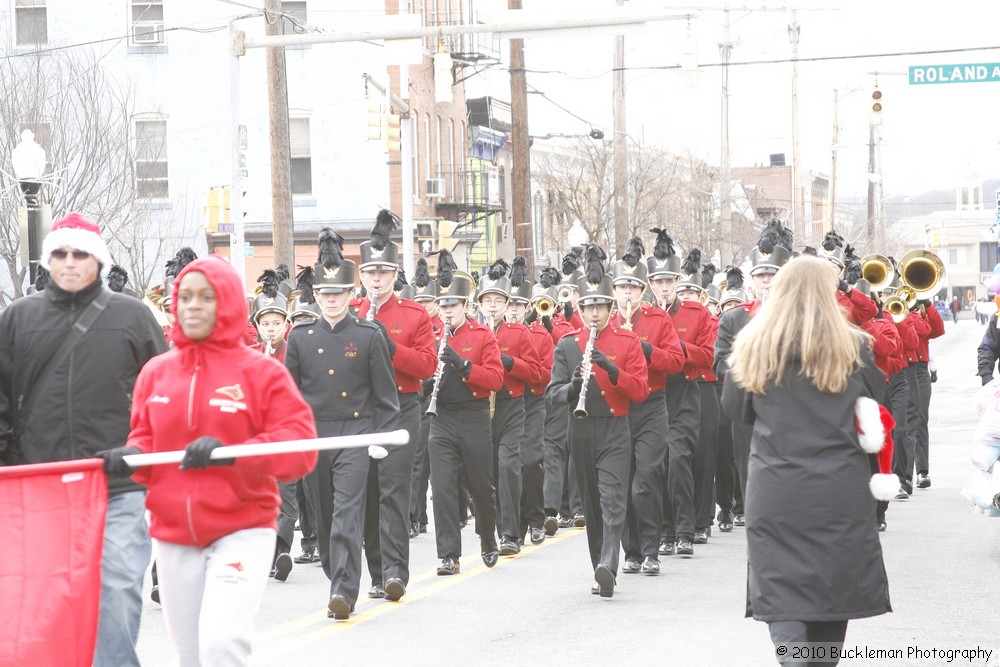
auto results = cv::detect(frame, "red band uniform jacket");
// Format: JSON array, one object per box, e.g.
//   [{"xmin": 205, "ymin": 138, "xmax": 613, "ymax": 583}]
[
  {"xmin": 435, "ymin": 317, "xmax": 504, "ymax": 405},
  {"xmin": 493, "ymin": 320, "xmax": 544, "ymax": 398},
  {"xmin": 355, "ymin": 295, "xmax": 437, "ymax": 394},
  {"xmin": 668, "ymin": 299, "xmax": 716, "ymax": 384},
  {"xmin": 616, "ymin": 304, "xmax": 685, "ymax": 395},
  {"xmin": 525, "ymin": 321, "xmax": 555, "ymax": 397}
]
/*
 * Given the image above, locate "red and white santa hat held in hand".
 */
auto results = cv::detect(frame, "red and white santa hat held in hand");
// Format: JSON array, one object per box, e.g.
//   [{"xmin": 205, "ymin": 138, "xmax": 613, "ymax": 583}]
[
  {"xmin": 41, "ymin": 212, "xmax": 114, "ymax": 278},
  {"xmin": 855, "ymin": 396, "xmax": 899, "ymax": 501}
]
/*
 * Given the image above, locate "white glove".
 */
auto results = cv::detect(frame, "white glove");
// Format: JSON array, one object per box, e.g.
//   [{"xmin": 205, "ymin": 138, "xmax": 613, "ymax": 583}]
[{"xmin": 368, "ymin": 445, "xmax": 388, "ymax": 460}]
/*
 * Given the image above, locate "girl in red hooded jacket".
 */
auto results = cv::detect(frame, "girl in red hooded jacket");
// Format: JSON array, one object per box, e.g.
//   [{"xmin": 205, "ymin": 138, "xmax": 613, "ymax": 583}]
[{"xmin": 103, "ymin": 256, "xmax": 317, "ymax": 666}]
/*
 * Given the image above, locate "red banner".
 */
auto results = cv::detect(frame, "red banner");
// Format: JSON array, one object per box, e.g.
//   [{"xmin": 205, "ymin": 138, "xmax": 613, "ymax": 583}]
[{"xmin": 0, "ymin": 459, "xmax": 107, "ymax": 667}]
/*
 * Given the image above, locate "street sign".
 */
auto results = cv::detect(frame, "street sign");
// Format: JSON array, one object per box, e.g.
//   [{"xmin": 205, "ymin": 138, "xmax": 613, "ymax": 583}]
[{"xmin": 909, "ymin": 63, "xmax": 1000, "ymax": 85}]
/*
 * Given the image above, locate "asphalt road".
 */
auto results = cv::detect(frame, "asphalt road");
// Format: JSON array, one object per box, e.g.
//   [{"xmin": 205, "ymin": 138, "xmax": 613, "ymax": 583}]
[{"xmin": 135, "ymin": 317, "xmax": 999, "ymax": 666}]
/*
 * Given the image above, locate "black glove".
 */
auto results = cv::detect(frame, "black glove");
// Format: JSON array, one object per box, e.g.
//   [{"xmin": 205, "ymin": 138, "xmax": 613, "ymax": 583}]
[
  {"xmin": 837, "ymin": 279, "xmax": 850, "ymax": 294},
  {"xmin": 180, "ymin": 437, "xmax": 232, "ymax": 470},
  {"xmin": 373, "ymin": 319, "xmax": 397, "ymax": 357},
  {"xmin": 524, "ymin": 309, "xmax": 538, "ymax": 325},
  {"xmin": 567, "ymin": 375, "xmax": 584, "ymax": 404},
  {"xmin": 440, "ymin": 346, "xmax": 463, "ymax": 369},
  {"xmin": 422, "ymin": 377, "xmax": 435, "ymax": 397},
  {"xmin": 542, "ymin": 315, "xmax": 553, "ymax": 332},
  {"xmin": 640, "ymin": 340, "xmax": 653, "ymax": 361},
  {"xmin": 95, "ymin": 446, "xmax": 141, "ymax": 478},
  {"xmin": 501, "ymin": 354, "xmax": 514, "ymax": 371},
  {"xmin": 918, "ymin": 299, "xmax": 932, "ymax": 308},
  {"xmin": 983, "ymin": 375, "xmax": 994, "ymax": 386},
  {"xmin": 563, "ymin": 302, "xmax": 573, "ymax": 321},
  {"xmin": 591, "ymin": 348, "xmax": 619, "ymax": 384}
]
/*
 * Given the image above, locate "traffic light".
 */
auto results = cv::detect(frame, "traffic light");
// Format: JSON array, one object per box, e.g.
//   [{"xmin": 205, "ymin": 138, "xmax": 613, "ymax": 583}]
[
  {"xmin": 366, "ymin": 102, "xmax": 383, "ymax": 142},
  {"xmin": 384, "ymin": 109, "xmax": 401, "ymax": 153},
  {"xmin": 871, "ymin": 88, "xmax": 883, "ymax": 123}
]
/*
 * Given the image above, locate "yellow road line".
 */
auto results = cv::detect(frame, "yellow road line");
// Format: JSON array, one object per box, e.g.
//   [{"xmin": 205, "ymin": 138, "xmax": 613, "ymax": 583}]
[{"xmin": 253, "ymin": 528, "xmax": 584, "ymax": 660}]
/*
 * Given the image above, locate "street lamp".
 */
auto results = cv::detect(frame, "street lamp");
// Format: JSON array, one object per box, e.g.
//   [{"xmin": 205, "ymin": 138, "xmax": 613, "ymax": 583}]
[
  {"xmin": 567, "ymin": 218, "xmax": 588, "ymax": 254},
  {"xmin": 12, "ymin": 129, "xmax": 48, "ymax": 285}
]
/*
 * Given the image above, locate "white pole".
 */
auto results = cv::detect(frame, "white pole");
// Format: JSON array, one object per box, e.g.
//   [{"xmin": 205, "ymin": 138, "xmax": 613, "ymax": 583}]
[
  {"xmin": 230, "ymin": 25, "xmax": 246, "ymax": 284},
  {"xmin": 121, "ymin": 429, "xmax": 410, "ymax": 468},
  {"xmin": 401, "ymin": 114, "xmax": 415, "ymax": 278}
]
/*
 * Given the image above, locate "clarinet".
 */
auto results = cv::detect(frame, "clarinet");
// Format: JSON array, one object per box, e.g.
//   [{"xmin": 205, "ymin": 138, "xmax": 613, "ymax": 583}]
[
  {"xmin": 425, "ymin": 321, "xmax": 451, "ymax": 417},
  {"xmin": 573, "ymin": 323, "xmax": 598, "ymax": 419},
  {"xmin": 367, "ymin": 287, "xmax": 379, "ymax": 322}
]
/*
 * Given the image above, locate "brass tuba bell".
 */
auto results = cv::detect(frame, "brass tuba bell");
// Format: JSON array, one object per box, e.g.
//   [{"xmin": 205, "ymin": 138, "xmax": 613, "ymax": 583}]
[
  {"xmin": 897, "ymin": 249, "xmax": 945, "ymax": 300},
  {"xmin": 860, "ymin": 254, "xmax": 895, "ymax": 291}
]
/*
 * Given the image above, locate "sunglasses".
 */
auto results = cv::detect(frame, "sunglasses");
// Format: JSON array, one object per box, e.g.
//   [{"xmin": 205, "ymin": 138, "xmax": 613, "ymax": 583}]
[{"xmin": 50, "ymin": 249, "xmax": 91, "ymax": 261}]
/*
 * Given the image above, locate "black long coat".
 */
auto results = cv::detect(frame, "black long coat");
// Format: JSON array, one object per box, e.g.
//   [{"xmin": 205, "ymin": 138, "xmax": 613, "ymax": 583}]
[{"xmin": 721, "ymin": 341, "xmax": 891, "ymax": 622}]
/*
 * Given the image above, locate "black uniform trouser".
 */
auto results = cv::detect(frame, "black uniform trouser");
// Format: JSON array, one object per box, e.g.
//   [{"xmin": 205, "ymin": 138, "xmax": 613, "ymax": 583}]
[
  {"xmin": 409, "ymin": 394, "xmax": 432, "ymax": 527},
  {"xmin": 694, "ymin": 381, "xmax": 720, "ymax": 531},
  {"xmin": 898, "ymin": 364, "xmax": 922, "ymax": 487},
  {"xmin": 714, "ymin": 382, "xmax": 737, "ymax": 516},
  {"xmin": 911, "ymin": 361, "xmax": 931, "ymax": 476},
  {"xmin": 768, "ymin": 620, "xmax": 848, "ymax": 667},
  {"xmin": 570, "ymin": 415, "xmax": 630, "ymax": 574},
  {"xmin": 873, "ymin": 378, "xmax": 892, "ymax": 523},
  {"xmin": 889, "ymin": 369, "xmax": 911, "ymax": 488},
  {"xmin": 732, "ymin": 420, "xmax": 752, "ymax": 516},
  {"xmin": 492, "ymin": 396, "xmax": 525, "ymax": 538},
  {"xmin": 623, "ymin": 391, "xmax": 669, "ymax": 561},
  {"xmin": 429, "ymin": 401, "xmax": 498, "ymax": 559},
  {"xmin": 304, "ymin": 429, "xmax": 370, "ymax": 607},
  {"xmin": 275, "ymin": 481, "xmax": 299, "ymax": 558},
  {"xmin": 519, "ymin": 394, "xmax": 547, "ymax": 535},
  {"xmin": 295, "ymin": 479, "xmax": 317, "ymax": 551},
  {"xmin": 364, "ymin": 393, "xmax": 419, "ymax": 586},
  {"xmin": 661, "ymin": 382, "xmax": 700, "ymax": 541},
  {"xmin": 543, "ymin": 404, "xmax": 583, "ymax": 518}
]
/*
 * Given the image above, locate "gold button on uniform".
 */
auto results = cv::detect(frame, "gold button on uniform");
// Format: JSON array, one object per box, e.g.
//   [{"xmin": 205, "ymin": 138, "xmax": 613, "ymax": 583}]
[
  {"xmin": 600, "ymin": 390, "xmax": 606, "ymax": 396},
  {"xmin": 353, "ymin": 411, "xmax": 360, "ymax": 418},
  {"xmin": 397, "ymin": 386, "xmax": 403, "ymax": 391},
  {"xmin": 328, "ymin": 370, "xmax": 335, "ymax": 375},
  {"xmin": 341, "ymin": 391, "xmax": 348, "ymax": 398},
  {"xmin": 472, "ymin": 392, "xmax": 477, "ymax": 397},
  {"xmin": 318, "ymin": 348, "xmax": 324, "ymax": 354},
  {"xmin": 609, "ymin": 408, "xmax": 615, "ymax": 414},
  {"xmin": 308, "ymin": 329, "xmax": 314, "ymax": 335}
]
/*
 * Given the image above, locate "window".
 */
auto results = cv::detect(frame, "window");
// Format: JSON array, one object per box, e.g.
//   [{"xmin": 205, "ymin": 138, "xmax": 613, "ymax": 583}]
[
  {"xmin": 448, "ymin": 119, "xmax": 455, "ymax": 198},
  {"xmin": 131, "ymin": 1, "xmax": 164, "ymax": 45},
  {"xmin": 949, "ymin": 247, "xmax": 965, "ymax": 266},
  {"xmin": 281, "ymin": 1, "xmax": 307, "ymax": 35},
  {"xmin": 435, "ymin": 116, "xmax": 443, "ymax": 179},
  {"xmin": 135, "ymin": 118, "xmax": 168, "ymax": 199},
  {"xmin": 16, "ymin": 0, "xmax": 47, "ymax": 46},
  {"xmin": 423, "ymin": 113, "xmax": 431, "ymax": 191},
  {"xmin": 289, "ymin": 117, "xmax": 312, "ymax": 196}
]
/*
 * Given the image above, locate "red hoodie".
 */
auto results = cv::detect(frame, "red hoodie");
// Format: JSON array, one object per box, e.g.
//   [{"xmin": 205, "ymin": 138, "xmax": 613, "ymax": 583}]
[{"xmin": 128, "ymin": 256, "xmax": 317, "ymax": 547}]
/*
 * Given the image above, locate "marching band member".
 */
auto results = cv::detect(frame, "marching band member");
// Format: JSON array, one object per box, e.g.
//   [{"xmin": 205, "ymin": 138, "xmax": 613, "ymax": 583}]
[
  {"xmin": 426, "ymin": 260, "xmax": 505, "ymax": 575},
  {"xmin": 904, "ymin": 287, "xmax": 945, "ymax": 492},
  {"xmin": 714, "ymin": 268, "xmax": 748, "ymax": 531},
  {"xmin": 476, "ymin": 259, "xmax": 544, "ymax": 555},
  {"xmin": 353, "ymin": 210, "xmax": 437, "ymax": 602},
  {"xmin": 611, "ymin": 238, "xmax": 684, "ymax": 577},
  {"xmin": 546, "ymin": 244, "xmax": 648, "ymax": 597},
  {"xmin": 408, "ymin": 258, "xmax": 440, "ymax": 537},
  {"xmin": 649, "ymin": 240, "xmax": 715, "ymax": 557},
  {"xmin": 284, "ymin": 230, "xmax": 399, "ymax": 620},
  {"xmin": 689, "ymin": 263, "xmax": 721, "ymax": 544},
  {"xmin": 818, "ymin": 232, "xmax": 878, "ymax": 325}
]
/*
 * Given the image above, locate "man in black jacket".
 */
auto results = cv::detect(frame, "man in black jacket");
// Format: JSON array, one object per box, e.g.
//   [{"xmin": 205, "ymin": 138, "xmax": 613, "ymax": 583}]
[
  {"xmin": 0, "ymin": 213, "xmax": 167, "ymax": 667},
  {"xmin": 978, "ymin": 310, "xmax": 1000, "ymax": 384}
]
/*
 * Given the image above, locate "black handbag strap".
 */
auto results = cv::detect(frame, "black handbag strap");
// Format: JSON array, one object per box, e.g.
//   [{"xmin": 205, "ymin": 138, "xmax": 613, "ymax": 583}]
[{"xmin": 18, "ymin": 289, "xmax": 113, "ymax": 420}]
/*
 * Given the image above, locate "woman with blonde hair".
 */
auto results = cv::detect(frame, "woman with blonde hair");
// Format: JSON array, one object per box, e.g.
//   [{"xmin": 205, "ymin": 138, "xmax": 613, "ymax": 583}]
[{"xmin": 721, "ymin": 255, "xmax": 890, "ymax": 666}]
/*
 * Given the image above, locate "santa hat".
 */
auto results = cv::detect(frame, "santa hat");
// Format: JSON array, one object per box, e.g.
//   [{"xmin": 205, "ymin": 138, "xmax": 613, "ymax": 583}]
[
  {"xmin": 855, "ymin": 396, "xmax": 899, "ymax": 501},
  {"xmin": 41, "ymin": 213, "xmax": 113, "ymax": 278}
]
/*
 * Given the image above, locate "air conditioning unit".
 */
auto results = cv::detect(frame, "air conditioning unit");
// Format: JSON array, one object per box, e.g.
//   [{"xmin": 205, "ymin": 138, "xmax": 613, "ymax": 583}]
[
  {"xmin": 133, "ymin": 21, "xmax": 165, "ymax": 45},
  {"xmin": 425, "ymin": 178, "xmax": 445, "ymax": 198},
  {"xmin": 415, "ymin": 222, "xmax": 434, "ymax": 238}
]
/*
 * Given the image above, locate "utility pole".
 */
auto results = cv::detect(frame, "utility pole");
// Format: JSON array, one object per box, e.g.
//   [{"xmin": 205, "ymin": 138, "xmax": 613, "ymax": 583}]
[
  {"xmin": 508, "ymin": 0, "xmax": 534, "ymax": 274},
  {"xmin": 612, "ymin": 0, "xmax": 627, "ymax": 258},
  {"xmin": 264, "ymin": 0, "xmax": 294, "ymax": 270},
  {"xmin": 827, "ymin": 89, "xmax": 838, "ymax": 234},
  {"xmin": 718, "ymin": 7, "xmax": 732, "ymax": 264},
  {"xmin": 788, "ymin": 11, "xmax": 801, "ymax": 242},
  {"xmin": 866, "ymin": 120, "xmax": 877, "ymax": 248}
]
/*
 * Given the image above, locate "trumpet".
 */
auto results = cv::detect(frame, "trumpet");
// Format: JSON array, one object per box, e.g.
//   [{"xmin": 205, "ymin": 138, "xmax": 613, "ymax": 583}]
[
  {"xmin": 621, "ymin": 299, "xmax": 633, "ymax": 330},
  {"xmin": 573, "ymin": 324, "xmax": 598, "ymax": 419},
  {"xmin": 534, "ymin": 297, "xmax": 556, "ymax": 317},
  {"xmin": 366, "ymin": 287, "xmax": 379, "ymax": 322},
  {"xmin": 557, "ymin": 286, "xmax": 574, "ymax": 303},
  {"xmin": 882, "ymin": 295, "xmax": 910, "ymax": 324},
  {"xmin": 425, "ymin": 320, "xmax": 452, "ymax": 417}
]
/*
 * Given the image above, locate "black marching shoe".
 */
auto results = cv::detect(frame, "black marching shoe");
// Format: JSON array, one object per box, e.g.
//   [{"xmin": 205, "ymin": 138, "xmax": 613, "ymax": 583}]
[
  {"xmin": 293, "ymin": 547, "xmax": 318, "ymax": 564},
  {"xmin": 273, "ymin": 552, "xmax": 293, "ymax": 582},
  {"xmin": 437, "ymin": 557, "xmax": 460, "ymax": 576},
  {"xmin": 717, "ymin": 511, "xmax": 735, "ymax": 533},
  {"xmin": 327, "ymin": 595, "xmax": 353, "ymax": 620},
  {"xmin": 150, "ymin": 585, "xmax": 160, "ymax": 604},
  {"xmin": 693, "ymin": 528, "xmax": 710, "ymax": 545},
  {"xmin": 384, "ymin": 578, "xmax": 406, "ymax": 602},
  {"xmin": 572, "ymin": 513, "xmax": 587, "ymax": 528},
  {"xmin": 530, "ymin": 527, "xmax": 546, "ymax": 545},
  {"xmin": 591, "ymin": 584, "xmax": 601, "ymax": 595},
  {"xmin": 419, "ymin": 523, "xmax": 428, "ymax": 534},
  {"xmin": 368, "ymin": 584, "xmax": 385, "ymax": 599},
  {"xmin": 658, "ymin": 540, "xmax": 676, "ymax": 556},
  {"xmin": 482, "ymin": 545, "xmax": 501, "ymax": 568},
  {"xmin": 733, "ymin": 514, "xmax": 746, "ymax": 527},
  {"xmin": 499, "ymin": 536, "xmax": 521, "ymax": 556},
  {"xmin": 675, "ymin": 537, "xmax": 694, "ymax": 556},
  {"xmin": 543, "ymin": 516, "xmax": 559, "ymax": 536},
  {"xmin": 594, "ymin": 564, "xmax": 615, "ymax": 598},
  {"xmin": 621, "ymin": 558, "xmax": 641, "ymax": 574},
  {"xmin": 408, "ymin": 522, "xmax": 420, "ymax": 539},
  {"xmin": 916, "ymin": 473, "xmax": 931, "ymax": 489},
  {"xmin": 640, "ymin": 556, "xmax": 660, "ymax": 575},
  {"xmin": 877, "ymin": 520, "xmax": 887, "ymax": 532}
]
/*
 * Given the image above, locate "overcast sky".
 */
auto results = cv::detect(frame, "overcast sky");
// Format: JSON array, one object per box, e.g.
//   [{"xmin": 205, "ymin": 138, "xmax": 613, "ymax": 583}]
[{"xmin": 466, "ymin": 0, "xmax": 1000, "ymax": 202}]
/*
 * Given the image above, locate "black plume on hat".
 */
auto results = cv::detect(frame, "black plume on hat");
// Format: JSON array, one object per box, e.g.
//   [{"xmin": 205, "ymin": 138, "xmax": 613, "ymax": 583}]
[
  {"xmin": 623, "ymin": 237, "xmax": 644, "ymax": 267},
  {"xmin": 561, "ymin": 250, "xmax": 581, "ymax": 277},
  {"xmin": 650, "ymin": 228, "xmax": 675, "ymax": 260},
  {"xmin": 757, "ymin": 221, "xmax": 782, "ymax": 254},
  {"xmin": 295, "ymin": 265, "xmax": 315, "ymax": 304},
  {"xmin": 585, "ymin": 244, "xmax": 607, "ymax": 284},
  {"xmin": 108, "ymin": 265, "xmax": 129, "ymax": 293},
  {"xmin": 844, "ymin": 243, "xmax": 858, "ymax": 263},
  {"xmin": 275, "ymin": 264, "xmax": 290, "ymax": 283},
  {"xmin": 413, "ymin": 257, "xmax": 431, "ymax": 288},
  {"xmin": 539, "ymin": 267, "xmax": 560, "ymax": 288},
  {"xmin": 701, "ymin": 263, "xmax": 717, "ymax": 288},
  {"xmin": 725, "ymin": 265, "xmax": 744, "ymax": 290},
  {"xmin": 318, "ymin": 228, "xmax": 344, "ymax": 269},
  {"xmin": 822, "ymin": 230, "xmax": 844, "ymax": 252},
  {"xmin": 802, "ymin": 245, "xmax": 818, "ymax": 256},
  {"xmin": 34, "ymin": 266, "xmax": 49, "ymax": 292},
  {"xmin": 166, "ymin": 247, "xmax": 197, "ymax": 278},
  {"xmin": 844, "ymin": 255, "xmax": 863, "ymax": 284},
  {"xmin": 487, "ymin": 258, "xmax": 510, "ymax": 281},
  {"xmin": 510, "ymin": 256, "xmax": 527, "ymax": 288},
  {"xmin": 433, "ymin": 249, "xmax": 458, "ymax": 287},
  {"xmin": 256, "ymin": 269, "xmax": 280, "ymax": 298},
  {"xmin": 371, "ymin": 209, "xmax": 398, "ymax": 251},
  {"xmin": 682, "ymin": 248, "xmax": 701, "ymax": 275},
  {"xmin": 394, "ymin": 268, "xmax": 408, "ymax": 292}
]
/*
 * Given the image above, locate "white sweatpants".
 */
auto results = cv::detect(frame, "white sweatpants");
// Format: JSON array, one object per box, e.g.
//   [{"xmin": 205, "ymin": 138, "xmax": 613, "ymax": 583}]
[{"xmin": 155, "ymin": 527, "xmax": 276, "ymax": 667}]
